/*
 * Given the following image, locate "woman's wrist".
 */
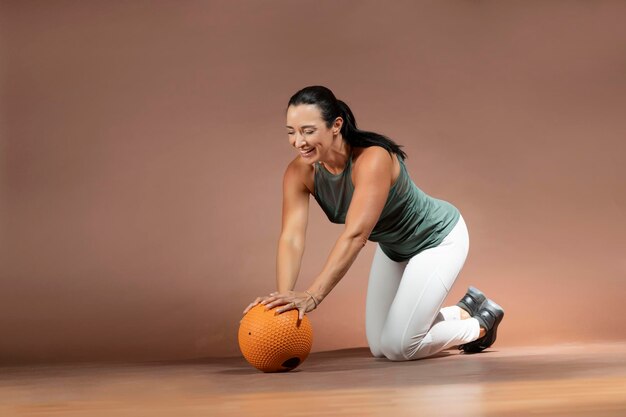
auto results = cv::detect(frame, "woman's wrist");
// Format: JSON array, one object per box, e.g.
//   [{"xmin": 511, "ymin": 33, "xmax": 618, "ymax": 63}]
[{"xmin": 305, "ymin": 289, "xmax": 324, "ymax": 306}]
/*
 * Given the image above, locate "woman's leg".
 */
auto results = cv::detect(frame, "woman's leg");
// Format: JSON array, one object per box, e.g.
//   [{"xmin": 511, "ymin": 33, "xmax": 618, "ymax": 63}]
[
  {"xmin": 365, "ymin": 243, "xmax": 471, "ymax": 357},
  {"xmin": 365, "ymin": 244, "xmax": 407, "ymax": 357},
  {"xmin": 378, "ymin": 215, "xmax": 481, "ymax": 361},
  {"xmin": 438, "ymin": 305, "xmax": 464, "ymax": 321}
]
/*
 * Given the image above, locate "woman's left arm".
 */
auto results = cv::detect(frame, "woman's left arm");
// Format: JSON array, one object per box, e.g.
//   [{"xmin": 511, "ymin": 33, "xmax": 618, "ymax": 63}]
[{"xmin": 262, "ymin": 148, "xmax": 394, "ymax": 317}]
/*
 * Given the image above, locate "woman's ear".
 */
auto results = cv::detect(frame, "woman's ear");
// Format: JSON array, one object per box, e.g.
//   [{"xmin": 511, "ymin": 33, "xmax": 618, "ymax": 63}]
[{"xmin": 333, "ymin": 117, "xmax": 343, "ymax": 134}]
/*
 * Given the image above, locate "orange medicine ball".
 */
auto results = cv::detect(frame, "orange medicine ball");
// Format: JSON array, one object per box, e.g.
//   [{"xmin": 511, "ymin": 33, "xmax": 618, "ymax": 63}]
[{"xmin": 238, "ymin": 304, "xmax": 313, "ymax": 372}]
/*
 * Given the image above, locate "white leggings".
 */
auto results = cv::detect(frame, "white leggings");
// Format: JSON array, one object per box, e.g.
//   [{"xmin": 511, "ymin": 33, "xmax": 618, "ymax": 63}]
[{"xmin": 365, "ymin": 214, "xmax": 481, "ymax": 361}]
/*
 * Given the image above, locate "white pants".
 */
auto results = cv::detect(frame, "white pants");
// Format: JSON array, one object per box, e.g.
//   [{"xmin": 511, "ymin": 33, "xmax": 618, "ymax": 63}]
[{"xmin": 365, "ymin": 214, "xmax": 481, "ymax": 361}]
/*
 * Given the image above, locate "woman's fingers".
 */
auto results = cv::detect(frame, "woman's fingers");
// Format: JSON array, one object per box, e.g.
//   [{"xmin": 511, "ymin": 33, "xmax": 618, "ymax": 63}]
[
  {"xmin": 244, "ymin": 293, "xmax": 288, "ymax": 314},
  {"xmin": 260, "ymin": 296, "xmax": 277, "ymax": 306},
  {"xmin": 275, "ymin": 301, "xmax": 297, "ymax": 314},
  {"xmin": 243, "ymin": 302, "xmax": 255, "ymax": 315},
  {"xmin": 242, "ymin": 297, "xmax": 261, "ymax": 314},
  {"xmin": 264, "ymin": 298, "xmax": 289, "ymax": 310},
  {"xmin": 244, "ymin": 291, "xmax": 310, "ymax": 317}
]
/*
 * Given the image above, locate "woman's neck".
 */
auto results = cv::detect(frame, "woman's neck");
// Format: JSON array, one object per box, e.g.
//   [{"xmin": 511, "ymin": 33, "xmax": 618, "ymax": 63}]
[{"xmin": 321, "ymin": 140, "xmax": 351, "ymax": 174}]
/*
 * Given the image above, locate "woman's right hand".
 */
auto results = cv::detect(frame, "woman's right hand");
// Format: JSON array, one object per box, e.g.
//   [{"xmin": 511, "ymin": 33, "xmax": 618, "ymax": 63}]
[{"xmin": 243, "ymin": 290, "xmax": 320, "ymax": 320}]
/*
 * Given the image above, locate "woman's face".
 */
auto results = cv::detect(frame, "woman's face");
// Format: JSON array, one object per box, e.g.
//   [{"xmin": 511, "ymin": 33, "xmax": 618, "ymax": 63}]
[{"xmin": 285, "ymin": 104, "xmax": 341, "ymax": 163}]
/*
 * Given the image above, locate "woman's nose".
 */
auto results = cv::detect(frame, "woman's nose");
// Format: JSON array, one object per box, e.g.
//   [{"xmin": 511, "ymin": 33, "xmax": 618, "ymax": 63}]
[{"xmin": 294, "ymin": 133, "xmax": 306, "ymax": 148}]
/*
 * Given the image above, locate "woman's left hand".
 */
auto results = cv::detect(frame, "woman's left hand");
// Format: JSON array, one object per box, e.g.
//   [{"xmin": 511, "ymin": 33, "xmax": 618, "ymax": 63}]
[{"xmin": 260, "ymin": 290, "xmax": 319, "ymax": 320}]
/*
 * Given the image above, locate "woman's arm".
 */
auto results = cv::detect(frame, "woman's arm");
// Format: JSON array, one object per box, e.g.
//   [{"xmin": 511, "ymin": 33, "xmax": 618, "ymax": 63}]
[
  {"xmin": 276, "ymin": 159, "xmax": 310, "ymax": 292},
  {"xmin": 263, "ymin": 148, "xmax": 394, "ymax": 316},
  {"xmin": 305, "ymin": 148, "xmax": 393, "ymax": 303},
  {"xmin": 243, "ymin": 159, "xmax": 309, "ymax": 314}
]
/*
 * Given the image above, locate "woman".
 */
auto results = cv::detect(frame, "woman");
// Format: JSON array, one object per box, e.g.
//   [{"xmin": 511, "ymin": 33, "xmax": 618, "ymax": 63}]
[{"xmin": 243, "ymin": 85, "xmax": 504, "ymax": 360}]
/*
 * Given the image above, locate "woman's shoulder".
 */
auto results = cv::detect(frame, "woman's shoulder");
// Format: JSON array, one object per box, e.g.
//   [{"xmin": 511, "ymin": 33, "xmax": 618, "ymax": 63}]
[
  {"xmin": 352, "ymin": 145, "xmax": 396, "ymax": 167},
  {"xmin": 286, "ymin": 154, "xmax": 316, "ymax": 173},
  {"xmin": 285, "ymin": 155, "xmax": 315, "ymax": 194},
  {"xmin": 352, "ymin": 146, "xmax": 401, "ymax": 188}
]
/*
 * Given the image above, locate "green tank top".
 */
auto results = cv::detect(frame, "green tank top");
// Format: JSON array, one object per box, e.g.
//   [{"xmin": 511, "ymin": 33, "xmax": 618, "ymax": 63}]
[{"xmin": 313, "ymin": 148, "xmax": 461, "ymax": 262}]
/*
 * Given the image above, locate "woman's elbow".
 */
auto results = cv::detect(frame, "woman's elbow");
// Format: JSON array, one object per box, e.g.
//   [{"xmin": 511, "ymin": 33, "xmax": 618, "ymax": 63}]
[
  {"xmin": 279, "ymin": 235, "xmax": 305, "ymax": 251},
  {"xmin": 343, "ymin": 229, "xmax": 370, "ymax": 248}
]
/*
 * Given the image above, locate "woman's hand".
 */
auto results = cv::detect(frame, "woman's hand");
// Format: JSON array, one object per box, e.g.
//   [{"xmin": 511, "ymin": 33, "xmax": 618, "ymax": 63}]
[{"xmin": 243, "ymin": 290, "xmax": 320, "ymax": 320}]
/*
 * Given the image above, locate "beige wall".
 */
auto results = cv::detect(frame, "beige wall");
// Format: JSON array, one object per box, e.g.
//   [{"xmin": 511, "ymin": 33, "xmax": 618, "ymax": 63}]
[{"xmin": 1, "ymin": 1, "xmax": 625, "ymax": 363}]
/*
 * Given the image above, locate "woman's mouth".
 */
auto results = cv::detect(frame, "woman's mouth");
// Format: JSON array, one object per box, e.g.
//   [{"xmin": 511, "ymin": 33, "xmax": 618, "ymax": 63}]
[{"xmin": 301, "ymin": 148, "xmax": 315, "ymax": 157}]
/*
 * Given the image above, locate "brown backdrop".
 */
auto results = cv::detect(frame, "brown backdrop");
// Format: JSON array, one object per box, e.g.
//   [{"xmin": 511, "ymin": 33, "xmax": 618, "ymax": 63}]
[{"xmin": 2, "ymin": 1, "xmax": 625, "ymax": 363}]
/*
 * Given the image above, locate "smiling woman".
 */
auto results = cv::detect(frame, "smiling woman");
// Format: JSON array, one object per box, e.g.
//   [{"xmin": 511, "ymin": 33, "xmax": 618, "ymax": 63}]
[{"xmin": 243, "ymin": 85, "xmax": 504, "ymax": 361}]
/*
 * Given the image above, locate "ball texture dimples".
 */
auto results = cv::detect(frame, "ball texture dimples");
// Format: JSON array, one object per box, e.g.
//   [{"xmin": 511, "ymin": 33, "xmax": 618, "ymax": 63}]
[{"xmin": 238, "ymin": 304, "xmax": 313, "ymax": 372}]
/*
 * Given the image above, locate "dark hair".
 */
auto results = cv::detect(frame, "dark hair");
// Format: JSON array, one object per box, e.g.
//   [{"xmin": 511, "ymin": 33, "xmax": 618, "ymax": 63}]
[{"xmin": 286, "ymin": 85, "xmax": 408, "ymax": 160}]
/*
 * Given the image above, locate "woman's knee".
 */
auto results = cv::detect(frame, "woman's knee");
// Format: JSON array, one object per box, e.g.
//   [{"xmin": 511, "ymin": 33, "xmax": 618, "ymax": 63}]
[
  {"xmin": 380, "ymin": 334, "xmax": 434, "ymax": 361},
  {"xmin": 379, "ymin": 330, "xmax": 426, "ymax": 361},
  {"xmin": 380, "ymin": 337, "xmax": 409, "ymax": 361},
  {"xmin": 369, "ymin": 346, "xmax": 385, "ymax": 358}
]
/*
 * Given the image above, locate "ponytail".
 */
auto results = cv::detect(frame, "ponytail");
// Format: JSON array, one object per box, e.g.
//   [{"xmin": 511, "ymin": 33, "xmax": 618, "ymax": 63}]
[{"xmin": 336, "ymin": 99, "xmax": 407, "ymax": 161}]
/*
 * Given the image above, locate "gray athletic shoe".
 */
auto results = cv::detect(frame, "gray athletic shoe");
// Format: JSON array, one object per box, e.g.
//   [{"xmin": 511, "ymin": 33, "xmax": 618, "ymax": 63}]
[
  {"xmin": 458, "ymin": 299, "xmax": 505, "ymax": 354},
  {"xmin": 456, "ymin": 286, "xmax": 487, "ymax": 316}
]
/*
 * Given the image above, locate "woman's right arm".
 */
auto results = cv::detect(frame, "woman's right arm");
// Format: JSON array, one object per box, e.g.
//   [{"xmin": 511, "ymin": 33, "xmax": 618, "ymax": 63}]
[
  {"xmin": 276, "ymin": 160, "xmax": 310, "ymax": 292},
  {"xmin": 243, "ymin": 160, "xmax": 310, "ymax": 315}
]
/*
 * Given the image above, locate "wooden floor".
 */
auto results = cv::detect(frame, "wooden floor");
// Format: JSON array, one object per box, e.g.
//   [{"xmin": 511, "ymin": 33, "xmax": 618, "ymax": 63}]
[{"xmin": 1, "ymin": 342, "xmax": 626, "ymax": 416}]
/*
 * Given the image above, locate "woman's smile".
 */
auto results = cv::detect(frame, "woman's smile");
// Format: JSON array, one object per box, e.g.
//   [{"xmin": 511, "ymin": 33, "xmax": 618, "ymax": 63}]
[{"xmin": 300, "ymin": 148, "xmax": 315, "ymax": 157}]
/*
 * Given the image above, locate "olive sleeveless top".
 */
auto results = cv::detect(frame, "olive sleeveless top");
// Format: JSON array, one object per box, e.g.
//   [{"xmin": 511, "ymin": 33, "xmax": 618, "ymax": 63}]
[{"xmin": 312, "ymin": 148, "xmax": 461, "ymax": 262}]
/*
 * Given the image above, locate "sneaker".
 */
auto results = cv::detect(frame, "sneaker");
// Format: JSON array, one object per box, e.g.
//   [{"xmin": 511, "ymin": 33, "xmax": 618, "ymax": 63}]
[
  {"xmin": 459, "ymin": 299, "xmax": 504, "ymax": 354},
  {"xmin": 456, "ymin": 286, "xmax": 487, "ymax": 316}
]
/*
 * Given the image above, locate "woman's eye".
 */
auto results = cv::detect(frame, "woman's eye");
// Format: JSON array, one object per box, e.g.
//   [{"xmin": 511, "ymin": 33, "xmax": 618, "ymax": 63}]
[{"xmin": 305, "ymin": 131, "xmax": 314, "ymax": 135}]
